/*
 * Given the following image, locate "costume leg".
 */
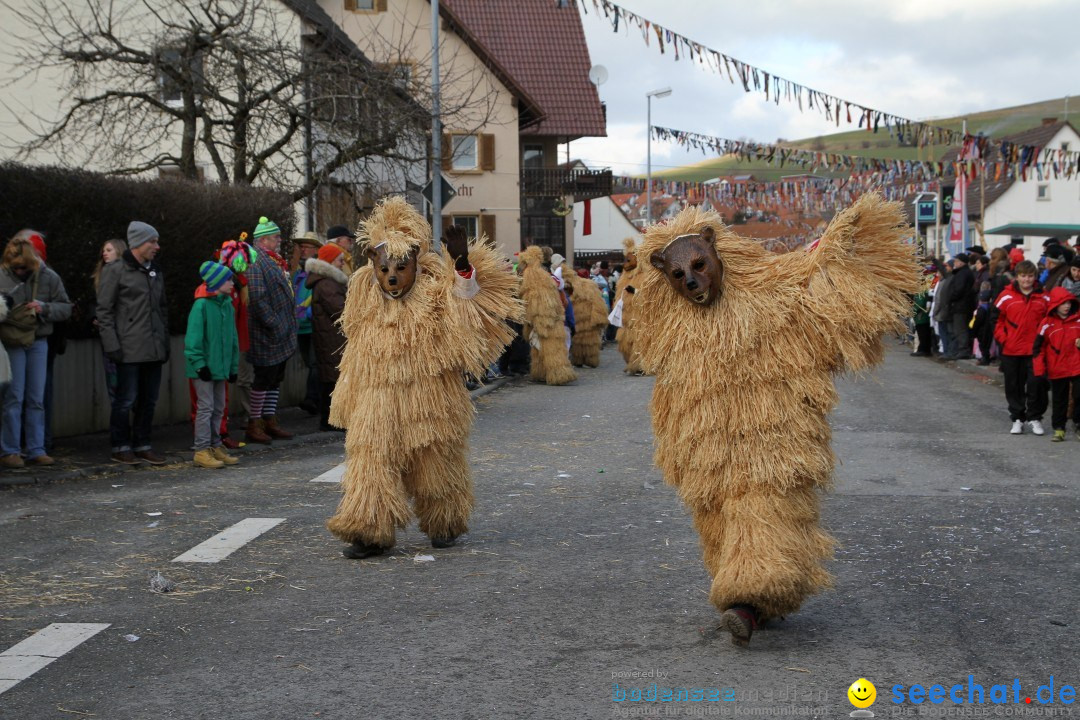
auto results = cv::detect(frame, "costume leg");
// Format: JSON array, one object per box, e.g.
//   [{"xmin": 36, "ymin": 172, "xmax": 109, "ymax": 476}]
[
  {"xmin": 326, "ymin": 446, "xmax": 411, "ymax": 548},
  {"xmin": 402, "ymin": 439, "xmax": 474, "ymax": 543},
  {"xmin": 692, "ymin": 485, "xmax": 834, "ymax": 621}
]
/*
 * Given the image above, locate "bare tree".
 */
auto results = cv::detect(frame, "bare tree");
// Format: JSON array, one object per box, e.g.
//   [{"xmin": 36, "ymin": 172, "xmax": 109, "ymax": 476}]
[{"xmin": 1, "ymin": 0, "xmax": 500, "ymax": 203}]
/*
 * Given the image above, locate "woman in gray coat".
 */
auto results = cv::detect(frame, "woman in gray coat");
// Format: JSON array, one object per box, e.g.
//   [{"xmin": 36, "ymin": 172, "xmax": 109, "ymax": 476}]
[{"xmin": 0, "ymin": 233, "xmax": 71, "ymax": 467}]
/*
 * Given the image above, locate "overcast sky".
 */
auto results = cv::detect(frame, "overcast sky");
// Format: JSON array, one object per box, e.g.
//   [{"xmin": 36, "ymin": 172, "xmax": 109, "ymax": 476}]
[{"xmin": 570, "ymin": 0, "xmax": 1080, "ymax": 177}]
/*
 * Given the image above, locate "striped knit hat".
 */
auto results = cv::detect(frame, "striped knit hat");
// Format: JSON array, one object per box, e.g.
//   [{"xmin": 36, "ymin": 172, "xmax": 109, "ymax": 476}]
[
  {"xmin": 199, "ymin": 261, "xmax": 233, "ymax": 292},
  {"xmin": 253, "ymin": 216, "xmax": 280, "ymax": 239}
]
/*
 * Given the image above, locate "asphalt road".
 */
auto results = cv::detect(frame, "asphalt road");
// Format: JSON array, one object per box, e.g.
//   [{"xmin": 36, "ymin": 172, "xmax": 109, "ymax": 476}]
[{"xmin": 1, "ymin": 344, "xmax": 1077, "ymax": 720}]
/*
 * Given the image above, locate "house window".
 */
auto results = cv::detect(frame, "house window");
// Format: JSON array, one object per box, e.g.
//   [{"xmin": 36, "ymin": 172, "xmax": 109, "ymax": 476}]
[
  {"xmin": 156, "ymin": 47, "xmax": 204, "ymax": 106},
  {"xmin": 1062, "ymin": 142, "xmax": 1070, "ymax": 152},
  {"xmin": 451, "ymin": 216, "xmax": 478, "ymax": 239},
  {"xmin": 389, "ymin": 62, "xmax": 413, "ymax": 90},
  {"xmin": 451, "ymin": 134, "xmax": 478, "ymax": 171},
  {"xmin": 1037, "ymin": 184, "xmax": 1050, "ymax": 201},
  {"xmin": 523, "ymin": 144, "xmax": 544, "ymax": 169},
  {"xmin": 345, "ymin": 0, "xmax": 386, "ymax": 12}
]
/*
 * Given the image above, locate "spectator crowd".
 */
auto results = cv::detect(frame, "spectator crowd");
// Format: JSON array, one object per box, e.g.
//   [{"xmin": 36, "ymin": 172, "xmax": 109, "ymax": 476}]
[
  {"xmin": 913, "ymin": 236, "xmax": 1080, "ymax": 441},
  {"xmin": 2, "ymin": 219, "xmax": 1077, "ymax": 471}
]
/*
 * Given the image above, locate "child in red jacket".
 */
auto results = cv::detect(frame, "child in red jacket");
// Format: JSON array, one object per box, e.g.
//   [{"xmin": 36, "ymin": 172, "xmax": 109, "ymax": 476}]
[
  {"xmin": 993, "ymin": 260, "xmax": 1050, "ymax": 435},
  {"xmin": 1034, "ymin": 287, "xmax": 1080, "ymax": 441}
]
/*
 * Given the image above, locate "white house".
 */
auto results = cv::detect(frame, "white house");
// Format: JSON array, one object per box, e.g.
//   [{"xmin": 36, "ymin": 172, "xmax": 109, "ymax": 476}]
[{"xmin": 928, "ymin": 120, "xmax": 1080, "ymax": 257}]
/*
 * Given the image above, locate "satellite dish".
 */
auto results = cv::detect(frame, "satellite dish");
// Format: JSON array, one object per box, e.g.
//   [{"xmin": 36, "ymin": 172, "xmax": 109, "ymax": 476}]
[{"xmin": 588, "ymin": 65, "xmax": 608, "ymax": 87}]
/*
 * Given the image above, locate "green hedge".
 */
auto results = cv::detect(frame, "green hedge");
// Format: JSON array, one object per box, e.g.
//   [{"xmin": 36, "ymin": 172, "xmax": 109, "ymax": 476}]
[{"xmin": 0, "ymin": 163, "xmax": 296, "ymax": 339}]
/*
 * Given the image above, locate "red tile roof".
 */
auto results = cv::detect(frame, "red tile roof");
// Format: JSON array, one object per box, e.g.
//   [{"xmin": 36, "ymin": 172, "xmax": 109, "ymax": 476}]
[{"xmin": 441, "ymin": 0, "xmax": 606, "ymax": 140}]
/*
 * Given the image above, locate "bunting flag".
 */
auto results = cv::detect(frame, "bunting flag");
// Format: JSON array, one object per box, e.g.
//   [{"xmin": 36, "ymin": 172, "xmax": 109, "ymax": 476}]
[
  {"xmin": 579, "ymin": 0, "xmax": 962, "ymax": 147},
  {"xmin": 651, "ymin": 126, "xmax": 1080, "ymax": 182},
  {"xmin": 580, "ymin": 0, "xmax": 1079, "ymax": 157},
  {"xmin": 612, "ymin": 172, "xmax": 941, "ymax": 216}
]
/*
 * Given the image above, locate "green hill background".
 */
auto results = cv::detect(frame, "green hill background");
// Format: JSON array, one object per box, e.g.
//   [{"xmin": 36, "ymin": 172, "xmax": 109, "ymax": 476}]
[{"xmin": 651, "ymin": 96, "xmax": 1074, "ymax": 182}]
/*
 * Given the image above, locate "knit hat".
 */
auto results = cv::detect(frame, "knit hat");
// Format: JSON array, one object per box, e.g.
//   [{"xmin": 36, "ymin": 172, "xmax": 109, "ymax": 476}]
[
  {"xmin": 317, "ymin": 243, "xmax": 344, "ymax": 264},
  {"xmin": 128, "ymin": 221, "xmax": 159, "ymax": 249},
  {"xmin": 1044, "ymin": 245, "xmax": 1065, "ymax": 261},
  {"xmin": 199, "ymin": 261, "xmax": 233, "ymax": 292},
  {"xmin": 220, "ymin": 237, "xmax": 258, "ymax": 274},
  {"xmin": 27, "ymin": 233, "xmax": 47, "ymax": 262},
  {"xmin": 953, "ymin": 252, "xmax": 970, "ymax": 265},
  {"xmin": 1071, "ymin": 256, "xmax": 1080, "ymax": 269},
  {"xmin": 253, "ymin": 216, "xmax": 280, "ymax": 239}
]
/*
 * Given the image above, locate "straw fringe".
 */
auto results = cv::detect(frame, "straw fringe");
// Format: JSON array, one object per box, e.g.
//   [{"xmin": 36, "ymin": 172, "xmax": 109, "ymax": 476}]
[
  {"xmin": 561, "ymin": 262, "xmax": 608, "ymax": 368},
  {"xmin": 615, "ymin": 240, "xmax": 644, "ymax": 373},
  {"xmin": 520, "ymin": 247, "xmax": 576, "ymax": 385},
  {"xmin": 635, "ymin": 192, "xmax": 919, "ymax": 618},
  {"xmin": 327, "ymin": 200, "xmax": 521, "ymax": 546}
]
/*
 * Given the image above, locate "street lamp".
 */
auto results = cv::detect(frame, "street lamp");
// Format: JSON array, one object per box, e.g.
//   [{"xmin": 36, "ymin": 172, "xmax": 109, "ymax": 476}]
[{"xmin": 646, "ymin": 87, "xmax": 672, "ymax": 225}]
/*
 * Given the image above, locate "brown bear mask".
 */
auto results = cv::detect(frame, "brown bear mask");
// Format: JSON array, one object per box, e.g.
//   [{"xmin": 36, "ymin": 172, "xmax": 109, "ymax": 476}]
[
  {"xmin": 367, "ymin": 244, "xmax": 418, "ymax": 299},
  {"xmin": 624, "ymin": 252, "xmax": 638, "ymax": 272},
  {"xmin": 649, "ymin": 227, "xmax": 724, "ymax": 306}
]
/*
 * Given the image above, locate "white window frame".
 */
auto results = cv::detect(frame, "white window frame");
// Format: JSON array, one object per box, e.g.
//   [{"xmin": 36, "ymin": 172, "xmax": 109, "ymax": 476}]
[{"xmin": 451, "ymin": 134, "xmax": 478, "ymax": 171}]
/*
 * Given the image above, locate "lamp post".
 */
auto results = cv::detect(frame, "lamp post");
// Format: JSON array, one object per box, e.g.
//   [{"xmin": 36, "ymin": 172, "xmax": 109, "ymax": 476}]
[{"xmin": 646, "ymin": 87, "xmax": 672, "ymax": 225}]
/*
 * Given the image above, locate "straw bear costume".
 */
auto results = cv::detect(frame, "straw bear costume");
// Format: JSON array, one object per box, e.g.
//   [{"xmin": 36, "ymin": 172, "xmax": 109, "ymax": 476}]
[
  {"xmin": 327, "ymin": 198, "xmax": 521, "ymax": 551},
  {"xmin": 634, "ymin": 193, "xmax": 919, "ymax": 630}
]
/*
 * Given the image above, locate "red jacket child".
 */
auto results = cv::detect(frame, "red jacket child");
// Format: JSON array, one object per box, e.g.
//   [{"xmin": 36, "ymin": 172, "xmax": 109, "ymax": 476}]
[
  {"xmin": 1033, "ymin": 287, "xmax": 1080, "ymax": 379},
  {"xmin": 994, "ymin": 280, "xmax": 1049, "ymax": 356}
]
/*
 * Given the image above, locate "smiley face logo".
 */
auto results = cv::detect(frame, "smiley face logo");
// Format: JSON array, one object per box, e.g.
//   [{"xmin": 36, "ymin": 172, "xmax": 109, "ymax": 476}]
[{"xmin": 848, "ymin": 678, "xmax": 877, "ymax": 709}]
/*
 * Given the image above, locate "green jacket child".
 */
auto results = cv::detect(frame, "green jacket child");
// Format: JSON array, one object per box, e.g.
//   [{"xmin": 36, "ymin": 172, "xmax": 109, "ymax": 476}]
[{"xmin": 185, "ymin": 262, "xmax": 240, "ymax": 381}]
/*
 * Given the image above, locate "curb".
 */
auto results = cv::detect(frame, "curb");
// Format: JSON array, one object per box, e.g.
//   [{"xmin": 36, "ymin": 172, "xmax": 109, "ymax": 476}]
[
  {"xmin": 1, "ymin": 378, "xmax": 514, "ymax": 490},
  {"xmin": 929, "ymin": 355, "xmax": 1004, "ymax": 387}
]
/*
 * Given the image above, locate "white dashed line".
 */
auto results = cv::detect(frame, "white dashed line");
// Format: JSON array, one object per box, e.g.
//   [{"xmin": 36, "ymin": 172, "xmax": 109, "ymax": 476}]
[
  {"xmin": 0, "ymin": 623, "xmax": 110, "ymax": 695},
  {"xmin": 172, "ymin": 518, "xmax": 285, "ymax": 563},
  {"xmin": 311, "ymin": 464, "xmax": 344, "ymax": 483}
]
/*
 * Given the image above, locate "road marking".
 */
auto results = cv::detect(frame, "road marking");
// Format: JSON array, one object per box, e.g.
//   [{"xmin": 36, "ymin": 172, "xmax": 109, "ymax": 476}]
[
  {"xmin": 172, "ymin": 518, "xmax": 285, "ymax": 563},
  {"xmin": 0, "ymin": 623, "xmax": 110, "ymax": 695},
  {"xmin": 311, "ymin": 463, "xmax": 344, "ymax": 483}
]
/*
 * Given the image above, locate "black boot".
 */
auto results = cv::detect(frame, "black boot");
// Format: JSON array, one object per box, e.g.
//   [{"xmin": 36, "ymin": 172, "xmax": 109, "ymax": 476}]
[
  {"xmin": 719, "ymin": 604, "xmax": 759, "ymax": 647},
  {"xmin": 431, "ymin": 535, "xmax": 458, "ymax": 549},
  {"xmin": 342, "ymin": 541, "xmax": 387, "ymax": 559}
]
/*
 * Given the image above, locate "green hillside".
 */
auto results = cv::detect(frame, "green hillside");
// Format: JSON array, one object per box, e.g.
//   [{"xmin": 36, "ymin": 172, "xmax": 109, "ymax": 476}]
[{"xmin": 651, "ymin": 96, "xmax": 1075, "ymax": 182}]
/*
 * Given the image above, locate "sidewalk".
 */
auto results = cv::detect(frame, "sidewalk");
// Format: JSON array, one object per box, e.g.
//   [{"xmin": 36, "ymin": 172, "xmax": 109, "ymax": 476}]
[{"xmin": 0, "ymin": 377, "xmax": 510, "ymax": 488}]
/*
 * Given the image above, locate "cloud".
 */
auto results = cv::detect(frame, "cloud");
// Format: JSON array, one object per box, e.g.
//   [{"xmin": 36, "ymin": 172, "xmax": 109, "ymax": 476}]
[{"xmin": 575, "ymin": 0, "xmax": 1079, "ymax": 175}]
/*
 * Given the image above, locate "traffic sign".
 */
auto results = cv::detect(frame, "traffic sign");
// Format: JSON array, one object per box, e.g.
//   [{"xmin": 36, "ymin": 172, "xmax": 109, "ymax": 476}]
[
  {"xmin": 916, "ymin": 201, "xmax": 936, "ymax": 223},
  {"xmin": 422, "ymin": 173, "xmax": 457, "ymax": 209}
]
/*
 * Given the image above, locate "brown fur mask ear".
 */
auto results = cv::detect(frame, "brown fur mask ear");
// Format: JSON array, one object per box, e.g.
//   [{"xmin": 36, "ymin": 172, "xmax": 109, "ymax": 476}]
[
  {"xmin": 369, "ymin": 244, "xmax": 418, "ymax": 300},
  {"xmin": 655, "ymin": 231, "xmax": 724, "ymax": 306}
]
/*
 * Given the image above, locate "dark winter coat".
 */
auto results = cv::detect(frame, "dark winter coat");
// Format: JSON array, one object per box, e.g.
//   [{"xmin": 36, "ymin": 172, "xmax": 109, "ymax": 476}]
[
  {"xmin": 96, "ymin": 250, "xmax": 169, "ymax": 363},
  {"xmin": 245, "ymin": 250, "xmax": 297, "ymax": 366},
  {"xmin": 304, "ymin": 258, "xmax": 348, "ymax": 383},
  {"xmin": 948, "ymin": 263, "xmax": 976, "ymax": 318},
  {"xmin": 993, "ymin": 280, "xmax": 1049, "ymax": 357}
]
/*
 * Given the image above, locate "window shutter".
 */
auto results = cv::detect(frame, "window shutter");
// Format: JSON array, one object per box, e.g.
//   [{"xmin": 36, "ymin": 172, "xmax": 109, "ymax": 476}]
[
  {"xmin": 481, "ymin": 214, "xmax": 496, "ymax": 245},
  {"xmin": 480, "ymin": 133, "xmax": 495, "ymax": 171},
  {"xmin": 344, "ymin": 0, "xmax": 357, "ymax": 10},
  {"xmin": 374, "ymin": 0, "xmax": 388, "ymax": 11},
  {"xmin": 441, "ymin": 133, "xmax": 452, "ymax": 171}
]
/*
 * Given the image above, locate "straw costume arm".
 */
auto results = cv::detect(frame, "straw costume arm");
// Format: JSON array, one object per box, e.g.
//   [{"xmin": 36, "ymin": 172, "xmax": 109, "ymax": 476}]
[
  {"xmin": 442, "ymin": 238, "xmax": 523, "ymax": 378},
  {"xmin": 777, "ymin": 193, "xmax": 920, "ymax": 372}
]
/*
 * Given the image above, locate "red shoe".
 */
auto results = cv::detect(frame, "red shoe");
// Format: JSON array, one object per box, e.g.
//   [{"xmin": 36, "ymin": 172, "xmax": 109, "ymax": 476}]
[
  {"xmin": 221, "ymin": 436, "xmax": 243, "ymax": 450},
  {"xmin": 719, "ymin": 604, "xmax": 758, "ymax": 647}
]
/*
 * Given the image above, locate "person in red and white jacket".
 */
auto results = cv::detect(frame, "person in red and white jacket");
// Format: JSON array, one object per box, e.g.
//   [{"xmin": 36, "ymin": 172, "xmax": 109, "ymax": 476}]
[
  {"xmin": 992, "ymin": 260, "xmax": 1050, "ymax": 435},
  {"xmin": 1033, "ymin": 287, "xmax": 1080, "ymax": 441}
]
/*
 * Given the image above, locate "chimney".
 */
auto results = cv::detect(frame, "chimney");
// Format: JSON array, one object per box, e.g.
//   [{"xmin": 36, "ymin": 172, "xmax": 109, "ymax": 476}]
[{"xmin": 1042, "ymin": 117, "xmax": 1058, "ymax": 126}]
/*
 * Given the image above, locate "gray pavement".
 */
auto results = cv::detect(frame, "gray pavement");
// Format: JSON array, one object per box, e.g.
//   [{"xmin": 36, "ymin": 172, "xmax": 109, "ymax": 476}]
[{"xmin": 0, "ymin": 344, "xmax": 1077, "ymax": 720}]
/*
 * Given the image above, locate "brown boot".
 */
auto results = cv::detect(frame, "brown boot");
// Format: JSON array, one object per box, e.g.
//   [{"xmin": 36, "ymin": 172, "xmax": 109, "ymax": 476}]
[
  {"xmin": 244, "ymin": 418, "xmax": 272, "ymax": 444},
  {"xmin": 262, "ymin": 416, "xmax": 293, "ymax": 440}
]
